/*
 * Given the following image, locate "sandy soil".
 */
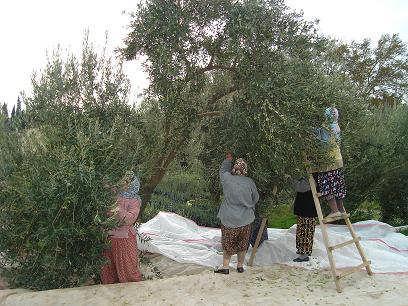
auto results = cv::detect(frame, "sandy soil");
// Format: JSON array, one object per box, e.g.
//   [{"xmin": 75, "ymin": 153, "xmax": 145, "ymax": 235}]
[{"xmin": 1, "ymin": 256, "xmax": 407, "ymax": 306}]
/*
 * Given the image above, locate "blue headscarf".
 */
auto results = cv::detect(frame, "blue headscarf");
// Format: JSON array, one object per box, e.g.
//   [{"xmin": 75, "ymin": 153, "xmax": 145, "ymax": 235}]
[
  {"xmin": 324, "ymin": 107, "xmax": 341, "ymax": 141},
  {"xmin": 119, "ymin": 173, "xmax": 141, "ymax": 201},
  {"xmin": 315, "ymin": 107, "xmax": 341, "ymax": 143}
]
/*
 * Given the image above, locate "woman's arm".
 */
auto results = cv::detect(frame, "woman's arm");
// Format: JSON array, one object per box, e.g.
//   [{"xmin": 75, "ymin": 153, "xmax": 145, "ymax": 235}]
[
  {"xmin": 252, "ymin": 183, "xmax": 260, "ymax": 205},
  {"xmin": 118, "ymin": 199, "xmax": 141, "ymax": 225},
  {"xmin": 219, "ymin": 152, "xmax": 233, "ymax": 182}
]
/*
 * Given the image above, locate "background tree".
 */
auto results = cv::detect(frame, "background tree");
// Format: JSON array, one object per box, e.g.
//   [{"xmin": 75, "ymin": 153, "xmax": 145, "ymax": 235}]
[
  {"xmin": 324, "ymin": 34, "xmax": 408, "ymax": 107},
  {"xmin": 1, "ymin": 103, "xmax": 7, "ymax": 118},
  {"xmin": 10, "ymin": 105, "xmax": 15, "ymax": 119},
  {"xmin": 7, "ymin": 96, "xmax": 26, "ymax": 131},
  {"xmin": 344, "ymin": 105, "xmax": 408, "ymax": 224},
  {"xmin": 1, "ymin": 103, "xmax": 9, "ymax": 130},
  {"xmin": 325, "ymin": 34, "xmax": 408, "ymax": 224}
]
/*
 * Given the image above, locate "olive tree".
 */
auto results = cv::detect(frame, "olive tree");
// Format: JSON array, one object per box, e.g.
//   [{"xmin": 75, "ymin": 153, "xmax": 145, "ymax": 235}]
[{"xmin": 123, "ymin": 0, "xmax": 361, "ymax": 207}]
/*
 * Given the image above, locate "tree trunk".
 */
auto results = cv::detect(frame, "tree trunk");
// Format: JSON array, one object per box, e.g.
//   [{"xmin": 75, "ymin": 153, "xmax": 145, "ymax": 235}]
[{"xmin": 139, "ymin": 139, "xmax": 184, "ymax": 216}]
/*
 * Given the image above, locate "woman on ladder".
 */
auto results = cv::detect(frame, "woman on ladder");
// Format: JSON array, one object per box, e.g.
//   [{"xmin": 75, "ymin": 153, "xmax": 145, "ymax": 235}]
[{"xmin": 314, "ymin": 106, "xmax": 347, "ymax": 219}]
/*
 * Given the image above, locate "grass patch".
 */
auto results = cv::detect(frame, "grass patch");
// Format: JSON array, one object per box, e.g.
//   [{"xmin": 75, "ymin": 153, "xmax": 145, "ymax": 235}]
[{"xmin": 266, "ymin": 204, "xmax": 297, "ymax": 229}]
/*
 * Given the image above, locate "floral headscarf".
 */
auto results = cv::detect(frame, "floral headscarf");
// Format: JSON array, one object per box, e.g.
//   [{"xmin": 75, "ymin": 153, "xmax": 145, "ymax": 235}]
[
  {"xmin": 316, "ymin": 106, "xmax": 341, "ymax": 143},
  {"xmin": 324, "ymin": 106, "xmax": 341, "ymax": 141},
  {"xmin": 119, "ymin": 170, "xmax": 141, "ymax": 200},
  {"xmin": 231, "ymin": 158, "xmax": 248, "ymax": 176}
]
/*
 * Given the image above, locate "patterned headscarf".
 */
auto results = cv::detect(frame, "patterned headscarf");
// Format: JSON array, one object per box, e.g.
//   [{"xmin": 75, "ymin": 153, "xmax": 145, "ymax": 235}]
[
  {"xmin": 324, "ymin": 106, "xmax": 341, "ymax": 141},
  {"xmin": 119, "ymin": 170, "xmax": 141, "ymax": 200},
  {"xmin": 231, "ymin": 158, "xmax": 248, "ymax": 176}
]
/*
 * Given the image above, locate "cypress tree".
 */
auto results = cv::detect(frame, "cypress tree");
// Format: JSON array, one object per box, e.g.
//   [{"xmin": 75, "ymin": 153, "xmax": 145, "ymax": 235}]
[
  {"xmin": 10, "ymin": 105, "xmax": 15, "ymax": 120},
  {"xmin": 16, "ymin": 97, "xmax": 22, "ymax": 116},
  {"xmin": 1, "ymin": 103, "xmax": 7, "ymax": 118}
]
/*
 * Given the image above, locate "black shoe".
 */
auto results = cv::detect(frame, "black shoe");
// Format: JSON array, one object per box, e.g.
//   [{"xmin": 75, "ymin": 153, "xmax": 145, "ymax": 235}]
[
  {"xmin": 293, "ymin": 256, "xmax": 309, "ymax": 262},
  {"xmin": 214, "ymin": 268, "xmax": 229, "ymax": 274},
  {"xmin": 237, "ymin": 267, "xmax": 245, "ymax": 273}
]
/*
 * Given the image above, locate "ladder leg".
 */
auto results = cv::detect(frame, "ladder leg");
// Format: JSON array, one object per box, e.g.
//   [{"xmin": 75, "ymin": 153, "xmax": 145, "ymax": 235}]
[
  {"xmin": 344, "ymin": 217, "xmax": 373, "ymax": 276},
  {"xmin": 308, "ymin": 174, "xmax": 342, "ymax": 293},
  {"xmin": 248, "ymin": 218, "xmax": 268, "ymax": 266}
]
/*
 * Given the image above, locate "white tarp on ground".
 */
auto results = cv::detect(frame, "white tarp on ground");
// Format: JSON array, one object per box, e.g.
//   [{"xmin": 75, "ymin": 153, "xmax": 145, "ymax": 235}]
[{"xmin": 137, "ymin": 211, "xmax": 408, "ymax": 274}]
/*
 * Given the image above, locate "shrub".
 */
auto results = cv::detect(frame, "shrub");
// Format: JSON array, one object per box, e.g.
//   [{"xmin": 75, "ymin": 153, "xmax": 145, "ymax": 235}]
[
  {"xmin": 0, "ymin": 126, "xmax": 115, "ymax": 289},
  {"xmin": 267, "ymin": 204, "xmax": 297, "ymax": 229},
  {"xmin": 350, "ymin": 200, "xmax": 382, "ymax": 222},
  {"xmin": 0, "ymin": 38, "xmax": 143, "ymax": 290}
]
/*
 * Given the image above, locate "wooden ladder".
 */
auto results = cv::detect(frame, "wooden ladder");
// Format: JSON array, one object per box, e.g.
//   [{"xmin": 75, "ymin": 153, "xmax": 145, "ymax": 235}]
[{"xmin": 308, "ymin": 173, "xmax": 373, "ymax": 292}]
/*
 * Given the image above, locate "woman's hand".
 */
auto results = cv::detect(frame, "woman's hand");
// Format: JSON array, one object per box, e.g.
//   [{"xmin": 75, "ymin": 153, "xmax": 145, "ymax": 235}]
[{"xmin": 111, "ymin": 202, "xmax": 120, "ymax": 215}]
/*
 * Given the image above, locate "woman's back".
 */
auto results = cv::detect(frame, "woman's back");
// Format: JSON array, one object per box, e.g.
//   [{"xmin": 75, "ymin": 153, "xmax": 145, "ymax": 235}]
[{"xmin": 218, "ymin": 159, "xmax": 259, "ymax": 228}]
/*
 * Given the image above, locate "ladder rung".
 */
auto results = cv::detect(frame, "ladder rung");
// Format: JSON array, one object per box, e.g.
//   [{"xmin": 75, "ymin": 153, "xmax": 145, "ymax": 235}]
[
  {"xmin": 329, "ymin": 237, "xmax": 361, "ymax": 251},
  {"xmin": 336, "ymin": 261, "xmax": 371, "ymax": 279},
  {"xmin": 323, "ymin": 213, "xmax": 350, "ymax": 224}
]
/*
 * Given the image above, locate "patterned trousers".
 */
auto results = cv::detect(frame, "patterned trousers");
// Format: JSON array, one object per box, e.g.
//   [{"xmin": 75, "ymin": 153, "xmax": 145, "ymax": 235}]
[
  {"xmin": 100, "ymin": 231, "xmax": 142, "ymax": 284},
  {"xmin": 296, "ymin": 216, "xmax": 317, "ymax": 256},
  {"xmin": 221, "ymin": 224, "xmax": 252, "ymax": 255}
]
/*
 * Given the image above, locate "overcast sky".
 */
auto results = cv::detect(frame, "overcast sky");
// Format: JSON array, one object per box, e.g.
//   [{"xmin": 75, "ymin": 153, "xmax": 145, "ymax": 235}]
[{"xmin": 0, "ymin": 0, "xmax": 407, "ymax": 111}]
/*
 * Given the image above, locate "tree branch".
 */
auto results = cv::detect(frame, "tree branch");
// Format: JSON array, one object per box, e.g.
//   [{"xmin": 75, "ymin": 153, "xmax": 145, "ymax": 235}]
[
  {"xmin": 198, "ymin": 64, "xmax": 236, "ymax": 74},
  {"xmin": 208, "ymin": 84, "xmax": 239, "ymax": 105},
  {"xmin": 197, "ymin": 111, "xmax": 223, "ymax": 118},
  {"xmin": 197, "ymin": 85, "xmax": 239, "ymax": 119}
]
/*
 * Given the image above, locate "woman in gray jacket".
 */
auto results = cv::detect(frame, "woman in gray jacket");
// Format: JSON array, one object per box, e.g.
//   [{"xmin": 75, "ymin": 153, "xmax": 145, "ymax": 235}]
[{"xmin": 215, "ymin": 152, "xmax": 259, "ymax": 274}]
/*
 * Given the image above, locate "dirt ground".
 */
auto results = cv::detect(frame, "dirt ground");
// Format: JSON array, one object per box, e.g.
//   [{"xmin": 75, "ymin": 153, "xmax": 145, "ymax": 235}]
[{"xmin": 1, "ymin": 258, "xmax": 407, "ymax": 306}]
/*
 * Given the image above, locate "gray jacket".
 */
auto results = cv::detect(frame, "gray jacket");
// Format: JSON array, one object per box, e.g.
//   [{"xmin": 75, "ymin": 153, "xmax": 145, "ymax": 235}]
[
  {"xmin": 217, "ymin": 159, "xmax": 259, "ymax": 228},
  {"xmin": 292, "ymin": 177, "xmax": 311, "ymax": 193}
]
